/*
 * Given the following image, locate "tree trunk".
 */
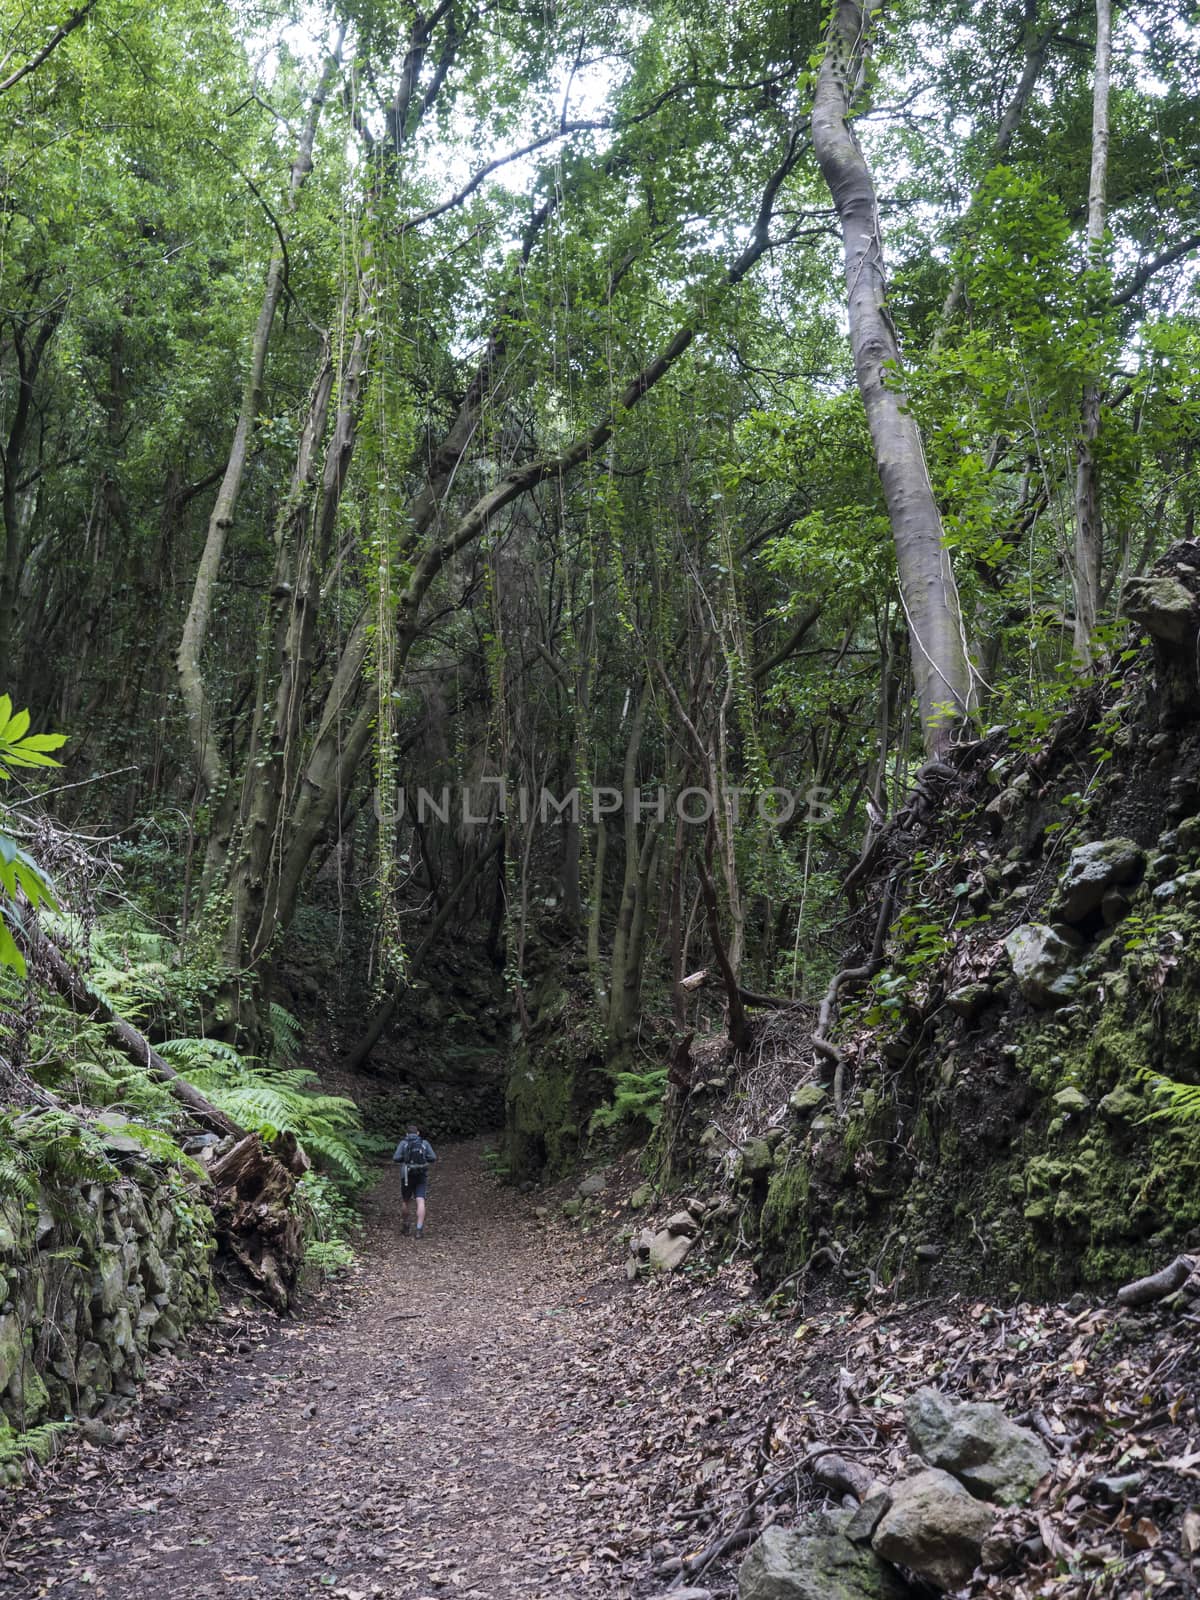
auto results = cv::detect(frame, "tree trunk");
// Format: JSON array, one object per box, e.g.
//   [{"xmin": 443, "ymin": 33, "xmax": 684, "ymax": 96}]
[
  {"xmin": 608, "ymin": 681, "xmax": 652, "ymax": 1053},
  {"xmin": 1072, "ymin": 0, "xmax": 1113, "ymax": 668},
  {"xmin": 812, "ymin": 0, "xmax": 973, "ymax": 753},
  {"xmin": 176, "ymin": 46, "xmax": 341, "ymax": 799}
]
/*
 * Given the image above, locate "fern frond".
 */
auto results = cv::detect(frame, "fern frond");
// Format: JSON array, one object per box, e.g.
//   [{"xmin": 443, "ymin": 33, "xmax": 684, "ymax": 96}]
[{"xmin": 1138, "ymin": 1068, "xmax": 1200, "ymax": 1122}]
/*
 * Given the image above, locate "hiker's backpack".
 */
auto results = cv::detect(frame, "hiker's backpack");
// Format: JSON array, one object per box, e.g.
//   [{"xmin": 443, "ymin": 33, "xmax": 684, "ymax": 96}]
[{"xmin": 395, "ymin": 1136, "xmax": 428, "ymax": 1183}]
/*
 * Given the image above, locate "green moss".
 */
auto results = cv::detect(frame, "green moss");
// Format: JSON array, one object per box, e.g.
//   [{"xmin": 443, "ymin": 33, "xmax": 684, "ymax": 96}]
[{"xmin": 758, "ymin": 1157, "xmax": 811, "ymax": 1275}]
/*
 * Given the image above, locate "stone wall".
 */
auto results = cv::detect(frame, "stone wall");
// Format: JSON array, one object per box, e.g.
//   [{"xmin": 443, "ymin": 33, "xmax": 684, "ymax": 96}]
[{"xmin": 0, "ymin": 1161, "xmax": 217, "ymax": 1475}]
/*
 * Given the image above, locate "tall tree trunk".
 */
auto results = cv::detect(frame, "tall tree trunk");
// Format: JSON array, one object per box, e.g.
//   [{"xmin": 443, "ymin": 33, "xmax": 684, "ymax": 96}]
[
  {"xmin": 812, "ymin": 0, "xmax": 973, "ymax": 754},
  {"xmin": 205, "ymin": 130, "xmax": 803, "ymax": 1029},
  {"xmin": 0, "ymin": 313, "xmax": 59, "ymax": 687},
  {"xmin": 1072, "ymin": 0, "xmax": 1113, "ymax": 668},
  {"xmin": 608, "ymin": 681, "xmax": 652, "ymax": 1054},
  {"xmin": 176, "ymin": 45, "xmax": 341, "ymax": 799}
]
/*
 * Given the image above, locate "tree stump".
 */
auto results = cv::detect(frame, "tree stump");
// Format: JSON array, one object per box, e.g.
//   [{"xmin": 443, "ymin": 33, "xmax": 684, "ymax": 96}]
[{"xmin": 210, "ymin": 1135, "xmax": 304, "ymax": 1310}]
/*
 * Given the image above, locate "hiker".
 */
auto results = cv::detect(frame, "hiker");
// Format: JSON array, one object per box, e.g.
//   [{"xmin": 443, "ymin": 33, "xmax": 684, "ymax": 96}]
[{"xmin": 393, "ymin": 1125, "xmax": 437, "ymax": 1237}]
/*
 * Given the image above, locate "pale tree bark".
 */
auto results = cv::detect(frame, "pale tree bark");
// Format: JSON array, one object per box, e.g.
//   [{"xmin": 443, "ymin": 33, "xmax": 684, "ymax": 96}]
[
  {"xmin": 812, "ymin": 0, "xmax": 973, "ymax": 754},
  {"xmin": 1072, "ymin": 0, "xmax": 1112, "ymax": 668},
  {"xmin": 176, "ymin": 42, "xmax": 341, "ymax": 798}
]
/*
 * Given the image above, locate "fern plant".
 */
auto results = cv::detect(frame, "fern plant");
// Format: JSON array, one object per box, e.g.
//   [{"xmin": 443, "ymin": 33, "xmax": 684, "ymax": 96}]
[
  {"xmin": 0, "ymin": 696, "xmax": 64, "ymax": 974},
  {"xmin": 0, "ymin": 1419, "xmax": 68, "ymax": 1470},
  {"xmin": 589, "ymin": 1066, "xmax": 669, "ymax": 1135},
  {"xmin": 1138, "ymin": 1069, "xmax": 1200, "ymax": 1123},
  {"xmin": 158, "ymin": 1038, "xmax": 364, "ymax": 1184}
]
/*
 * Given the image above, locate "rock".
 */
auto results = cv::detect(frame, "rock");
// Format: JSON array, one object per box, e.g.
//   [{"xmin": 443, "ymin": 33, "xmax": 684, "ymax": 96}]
[
  {"xmin": 1098, "ymin": 1085, "xmax": 1142, "ymax": 1124},
  {"xmin": 915, "ymin": 1243, "xmax": 941, "ymax": 1262},
  {"xmin": 872, "ymin": 1468, "xmax": 996, "ymax": 1592},
  {"xmin": 94, "ymin": 1112, "xmax": 148, "ymax": 1157},
  {"xmin": 561, "ymin": 1198, "xmax": 583, "ymax": 1219},
  {"xmin": 577, "ymin": 1172, "xmax": 608, "ymax": 1199},
  {"xmin": 1053, "ymin": 1087, "xmax": 1090, "ymax": 1115},
  {"xmin": 1124, "ymin": 573, "xmax": 1196, "ymax": 644},
  {"xmin": 80, "ymin": 1418, "xmax": 118, "ymax": 1447},
  {"xmin": 648, "ymin": 1231, "xmax": 694, "ymax": 1272},
  {"xmin": 945, "ymin": 983, "xmax": 989, "ymax": 1019},
  {"xmin": 1056, "ymin": 838, "xmax": 1144, "ymax": 923},
  {"xmin": 738, "ymin": 1138, "xmax": 773, "ymax": 1180},
  {"xmin": 685, "ymin": 1197, "xmax": 707, "ymax": 1220},
  {"xmin": 846, "ymin": 1484, "xmax": 893, "ymax": 1544},
  {"xmin": 905, "ymin": 1388, "xmax": 1051, "ymax": 1506},
  {"xmin": 1101, "ymin": 889, "xmax": 1132, "ymax": 925},
  {"xmin": 1177, "ymin": 814, "xmax": 1200, "ymax": 854},
  {"xmin": 631, "ymin": 1226, "xmax": 656, "ymax": 1259},
  {"xmin": 91, "ymin": 1246, "xmax": 126, "ymax": 1317},
  {"xmin": 738, "ymin": 1520, "xmax": 909, "ymax": 1600},
  {"xmin": 980, "ymin": 1525, "xmax": 1019, "ymax": 1572},
  {"xmin": 664, "ymin": 1211, "xmax": 699, "ymax": 1238},
  {"xmin": 0, "ymin": 1314, "xmax": 24, "ymax": 1392},
  {"xmin": 629, "ymin": 1183, "xmax": 654, "ymax": 1210},
  {"xmin": 1005, "ymin": 923, "xmax": 1083, "ymax": 1008},
  {"xmin": 652, "ymin": 1590, "xmax": 712, "ymax": 1600},
  {"xmin": 788, "ymin": 1083, "xmax": 827, "ymax": 1118}
]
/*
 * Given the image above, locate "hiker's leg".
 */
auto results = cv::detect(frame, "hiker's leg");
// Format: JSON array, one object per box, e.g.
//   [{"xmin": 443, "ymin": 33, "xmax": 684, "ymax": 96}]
[{"xmin": 416, "ymin": 1196, "xmax": 426, "ymax": 1229}]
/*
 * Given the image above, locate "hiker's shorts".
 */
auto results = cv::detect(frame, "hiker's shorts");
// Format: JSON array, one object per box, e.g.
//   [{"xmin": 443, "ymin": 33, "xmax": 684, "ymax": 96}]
[{"xmin": 401, "ymin": 1172, "xmax": 428, "ymax": 1201}]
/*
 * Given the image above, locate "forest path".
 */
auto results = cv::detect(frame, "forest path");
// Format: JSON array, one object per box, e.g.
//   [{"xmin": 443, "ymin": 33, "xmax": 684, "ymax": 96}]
[{"xmin": 4, "ymin": 1142, "xmax": 641, "ymax": 1600}]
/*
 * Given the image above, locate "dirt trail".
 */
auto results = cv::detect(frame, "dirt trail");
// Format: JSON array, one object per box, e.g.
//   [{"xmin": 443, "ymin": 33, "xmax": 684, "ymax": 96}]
[{"xmin": 2, "ymin": 1143, "xmax": 636, "ymax": 1600}]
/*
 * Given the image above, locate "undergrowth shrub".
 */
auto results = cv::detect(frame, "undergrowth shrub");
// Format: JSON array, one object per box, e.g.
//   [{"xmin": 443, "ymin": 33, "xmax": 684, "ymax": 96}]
[{"xmin": 589, "ymin": 1066, "xmax": 669, "ymax": 1137}]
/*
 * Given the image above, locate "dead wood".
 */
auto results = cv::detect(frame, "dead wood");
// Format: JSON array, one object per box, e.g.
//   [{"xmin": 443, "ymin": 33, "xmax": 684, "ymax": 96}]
[
  {"xmin": 209, "ymin": 1134, "xmax": 304, "ymax": 1310},
  {"xmin": 1117, "ymin": 1255, "xmax": 1193, "ymax": 1307},
  {"xmin": 22, "ymin": 923, "xmax": 305, "ymax": 1309},
  {"xmin": 23, "ymin": 924, "xmax": 242, "ymax": 1138}
]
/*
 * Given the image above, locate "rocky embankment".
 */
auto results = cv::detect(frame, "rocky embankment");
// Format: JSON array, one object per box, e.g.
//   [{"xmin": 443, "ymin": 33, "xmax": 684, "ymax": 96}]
[
  {"xmin": 1, "ymin": 1121, "xmax": 216, "ymax": 1477},
  {"xmin": 667, "ymin": 541, "xmax": 1200, "ymax": 1302}
]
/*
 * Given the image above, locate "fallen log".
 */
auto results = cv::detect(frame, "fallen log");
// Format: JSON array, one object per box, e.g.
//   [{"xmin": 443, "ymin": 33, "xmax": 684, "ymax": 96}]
[
  {"xmin": 20, "ymin": 923, "xmax": 304, "ymax": 1308},
  {"xmin": 23, "ymin": 925, "xmax": 242, "ymax": 1137},
  {"xmin": 1117, "ymin": 1255, "xmax": 1193, "ymax": 1307}
]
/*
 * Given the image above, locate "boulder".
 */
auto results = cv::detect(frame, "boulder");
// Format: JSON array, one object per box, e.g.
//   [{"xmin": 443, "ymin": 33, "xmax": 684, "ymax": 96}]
[
  {"xmin": 872, "ymin": 1468, "xmax": 996, "ymax": 1592},
  {"xmin": 577, "ymin": 1171, "xmax": 608, "ymax": 1199},
  {"xmin": 1098, "ymin": 1085, "xmax": 1142, "ymax": 1125},
  {"xmin": 788, "ymin": 1083, "xmax": 827, "ymax": 1118},
  {"xmin": 664, "ymin": 1211, "xmax": 699, "ymax": 1238},
  {"xmin": 739, "ymin": 1139, "xmax": 774, "ymax": 1180},
  {"xmin": 1056, "ymin": 839, "xmax": 1144, "ymax": 923},
  {"xmin": 1053, "ymin": 1087, "xmax": 1089, "ymax": 1116},
  {"xmin": 1005, "ymin": 923, "xmax": 1083, "ymax": 1008},
  {"xmin": 648, "ymin": 1231, "xmax": 694, "ymax": 1272},
  {"xmin": 1124, "ymin": 573, "xmax": 1196, "ymax": 644},
  {"xmin": 629, "ymin": 1183, "xmax": 654, "ymax": 1209},
  {"xmin": 945, "ymin": 983, "xmax": 989, "ymax": 1019},
  {"xmin": 905, "ymin": 1388, "xmax": 1051, "ymax": 1506},
  {"xmin": 738, "ymin": 1520, "xmax": 910, "ymax": 1600},
  {"xmin": 846, "ymin": 1483, "xmax": 893, "ymax": 1544}
]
